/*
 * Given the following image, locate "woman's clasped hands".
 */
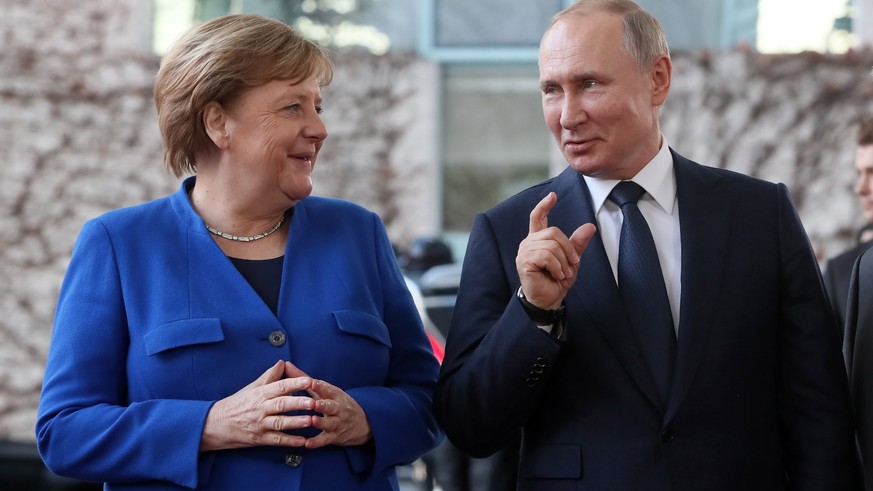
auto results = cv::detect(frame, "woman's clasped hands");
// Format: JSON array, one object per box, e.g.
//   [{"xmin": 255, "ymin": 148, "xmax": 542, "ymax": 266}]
[{"xmin": 200, "ymin": 360, "xmax": 372, "ymax": 453}]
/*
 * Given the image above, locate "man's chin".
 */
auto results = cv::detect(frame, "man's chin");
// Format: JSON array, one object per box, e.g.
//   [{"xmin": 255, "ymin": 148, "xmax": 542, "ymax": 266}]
[{"xmin": 567, "ymin": 158, "xmax": 607, "ymax": 178}]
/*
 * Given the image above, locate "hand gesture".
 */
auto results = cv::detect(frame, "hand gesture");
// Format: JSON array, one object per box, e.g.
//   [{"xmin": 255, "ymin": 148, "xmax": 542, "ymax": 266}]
[
  {"xmin": 200, "ymin": 360, "xmax": 316, "ymax": 452},
  {"xmin": 283, "ymin": 361, "xmax": 373, "ymax": 448},
  {"xmin": 516, "ymin": 192, "xmax": 596, "ymax": 309}
]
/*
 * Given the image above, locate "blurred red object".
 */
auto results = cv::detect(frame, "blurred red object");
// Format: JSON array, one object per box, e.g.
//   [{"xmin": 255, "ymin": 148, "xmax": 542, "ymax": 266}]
[{"xmin": 428, "ymin": 333, "xmax": 445, "ymax": 364}]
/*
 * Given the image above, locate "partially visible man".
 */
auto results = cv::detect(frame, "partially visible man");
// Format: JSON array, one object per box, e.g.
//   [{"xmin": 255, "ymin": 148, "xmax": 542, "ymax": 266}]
[
  {"xmin": 846, "ymin": 245, "xmax": 873, "ymax": 488},
  {"xmin": 434, "ymin": 0, "xmax": 860, "ymax": 489},
  {"xmin": 824, "ymin": 116, "xmax": 873, "ymax": 329}
]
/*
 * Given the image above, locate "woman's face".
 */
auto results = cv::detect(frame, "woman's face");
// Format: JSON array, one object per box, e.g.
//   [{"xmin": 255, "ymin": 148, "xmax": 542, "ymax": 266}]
[{"xmin": 221, "ymin": 77, "xmax": 328, "ymax": 204}]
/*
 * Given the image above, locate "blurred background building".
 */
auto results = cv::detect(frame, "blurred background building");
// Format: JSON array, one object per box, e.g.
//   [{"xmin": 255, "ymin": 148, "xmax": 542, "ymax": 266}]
[
  {"xmin": 3, "ymin": 0, "xmax": 873, "ymax": 487},
  {"xmin": 147, "ymin": 0, "xmax": 873, "ymax": 251}
]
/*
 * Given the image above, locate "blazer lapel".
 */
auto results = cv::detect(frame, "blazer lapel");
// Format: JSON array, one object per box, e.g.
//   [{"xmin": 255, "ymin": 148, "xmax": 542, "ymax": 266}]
[
  {"xmin": 549, "ymin": 169, "xmax": 663, "ymax": 411},
  {"xmin": 173, "ymin": 179, "xmax": 284, "ymax": 329},
  {"xmin": 665, "ymin": 153, "xmax": 733, "ymax": 421}
]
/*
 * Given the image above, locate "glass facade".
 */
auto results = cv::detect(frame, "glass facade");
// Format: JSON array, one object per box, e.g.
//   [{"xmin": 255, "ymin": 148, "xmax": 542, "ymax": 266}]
[{"xmin": 441, "ymin": 64, "xmax": 552, "ymax": 231}]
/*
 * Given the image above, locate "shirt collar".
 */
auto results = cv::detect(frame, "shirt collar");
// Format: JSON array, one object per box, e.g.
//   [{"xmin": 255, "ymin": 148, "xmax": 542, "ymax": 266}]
[{"xmin": 583, "ymin": 135, "xmax": 676, "ymax": 214}]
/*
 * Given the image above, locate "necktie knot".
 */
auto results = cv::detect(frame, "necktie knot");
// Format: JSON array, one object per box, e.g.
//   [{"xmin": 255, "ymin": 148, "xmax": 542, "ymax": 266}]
[{"xmin": 608, "ymin": 181, "xmax": 646, "ymax": 208}]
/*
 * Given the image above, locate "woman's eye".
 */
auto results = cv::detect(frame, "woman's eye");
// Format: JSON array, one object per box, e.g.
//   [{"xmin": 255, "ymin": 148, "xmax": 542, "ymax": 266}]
[{"xmin": 315, "ymin": 106, "xmax": 324, "ymax": 114}]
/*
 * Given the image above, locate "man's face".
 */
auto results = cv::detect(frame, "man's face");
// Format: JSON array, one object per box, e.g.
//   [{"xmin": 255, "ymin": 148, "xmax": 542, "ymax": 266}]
[
  {"xmin": 538, "ymin": 12, "xmax": 669, "ymax": 180},
  {"xmin": 856, "ymin": 144, "xmax": 873, "ymax": 223}
]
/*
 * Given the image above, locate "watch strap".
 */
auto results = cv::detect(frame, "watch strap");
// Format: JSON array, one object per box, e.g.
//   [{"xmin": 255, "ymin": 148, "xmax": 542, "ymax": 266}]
[{"xmin": 516, "ymin": 286, "xmax": 565, "ymax": 326}]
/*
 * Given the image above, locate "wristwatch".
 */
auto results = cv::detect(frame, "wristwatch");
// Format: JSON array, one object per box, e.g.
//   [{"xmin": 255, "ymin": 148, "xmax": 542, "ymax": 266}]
[{"xmin": 516, "ymin": 286, "xmax": 566, "ymax": 326}]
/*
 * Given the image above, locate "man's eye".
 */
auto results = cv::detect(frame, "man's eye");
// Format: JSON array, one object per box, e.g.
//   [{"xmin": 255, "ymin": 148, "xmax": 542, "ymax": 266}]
[
  {"xmin": 583, "ymin": 80, "xmax": 598, "ymax": 89},
  {"xmin": 315, "ymin": 106, "xmax": 324, "ymax": 114}
]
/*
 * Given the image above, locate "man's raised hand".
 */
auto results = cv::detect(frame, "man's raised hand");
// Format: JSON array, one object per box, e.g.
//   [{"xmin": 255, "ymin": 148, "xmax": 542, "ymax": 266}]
[{"xmin": 516, "ymin": 192, "xmax": 596, "ymax": 309}]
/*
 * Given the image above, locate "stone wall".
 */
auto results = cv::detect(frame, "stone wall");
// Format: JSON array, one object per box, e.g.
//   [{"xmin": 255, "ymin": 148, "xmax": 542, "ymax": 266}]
[
  {"xmin": 2, "ymin": 0, "xmax": 873, "ymax": 443},
  {"xmin": 663, "ymin": 48, "xmax": 873, "ymax": 260},
  {"xmin": 1, "ymin": 0, "xmax": 170, "ymax": 442}
]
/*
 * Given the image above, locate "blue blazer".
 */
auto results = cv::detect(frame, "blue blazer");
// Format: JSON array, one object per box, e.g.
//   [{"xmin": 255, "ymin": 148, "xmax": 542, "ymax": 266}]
[
  {"xmin": 37, "ymin": 178, "xmax": 442, "ymax": 490},
  {"xmin": 435, "ymin": 151, "xmax": 860, "ymax": 490}
]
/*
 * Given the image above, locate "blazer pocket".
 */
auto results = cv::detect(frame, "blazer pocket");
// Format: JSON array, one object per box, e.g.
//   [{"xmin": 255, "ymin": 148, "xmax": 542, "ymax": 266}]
[
  {"xmin": 332, "ymin": 310, "xmax": 392, "ymax": 347},
  {"xmin": 144, "ymin": 318, "xmax": 225, "ymax": 356},
  {"xmin": 520, "ymin": 443, "xmax": 582, "ymax": 479}
]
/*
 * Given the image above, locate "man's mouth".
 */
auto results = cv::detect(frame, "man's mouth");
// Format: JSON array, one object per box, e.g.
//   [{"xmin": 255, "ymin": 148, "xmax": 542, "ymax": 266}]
[{"xmin": 564, "ymin": 139, "xmax": 595, "ymax": 152}]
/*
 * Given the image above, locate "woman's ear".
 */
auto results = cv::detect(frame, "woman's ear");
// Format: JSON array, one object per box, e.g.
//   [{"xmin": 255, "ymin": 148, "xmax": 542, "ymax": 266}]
[
  {"xmin": 650, "ymin": 54, "xmax": 672, "ymax": 107},
  {"xmin": 203, "ymin": 102, "xmax": 229, "ymax": 150}
]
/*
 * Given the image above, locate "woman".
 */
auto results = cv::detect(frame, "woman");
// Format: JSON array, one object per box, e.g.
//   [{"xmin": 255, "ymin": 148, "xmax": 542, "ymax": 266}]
[{"xmin": 35, "ymin": 14, "xmax": 442, "ymax": 490}]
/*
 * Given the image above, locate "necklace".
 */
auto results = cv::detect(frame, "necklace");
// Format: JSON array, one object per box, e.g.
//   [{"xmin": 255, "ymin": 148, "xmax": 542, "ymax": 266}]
[{"xmin": 205, "ymin": 214, "xmax": 285, "ymax": 242}]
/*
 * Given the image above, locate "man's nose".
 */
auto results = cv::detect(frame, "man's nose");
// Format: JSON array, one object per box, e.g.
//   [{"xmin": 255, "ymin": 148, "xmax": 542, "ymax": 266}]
[
  {"xmin": 857, "ymin": 173, "xmax": 872, "ymax": 196},
  {"xmin": 560, "ymin": 93, "xmax": 588, "ymax": 129}
]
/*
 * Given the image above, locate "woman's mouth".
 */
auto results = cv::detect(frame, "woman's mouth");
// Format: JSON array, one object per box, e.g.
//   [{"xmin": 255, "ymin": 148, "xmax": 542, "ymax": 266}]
[{"xmin": 288, "ymin": 153, "xmax": 314, "ymax": 166}]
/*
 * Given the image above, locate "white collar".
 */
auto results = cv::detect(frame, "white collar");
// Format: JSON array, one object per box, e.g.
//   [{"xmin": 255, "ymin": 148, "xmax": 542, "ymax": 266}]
[{"xmin": 583, "ymin": 135, "xmax": 676, "ymax": 214}]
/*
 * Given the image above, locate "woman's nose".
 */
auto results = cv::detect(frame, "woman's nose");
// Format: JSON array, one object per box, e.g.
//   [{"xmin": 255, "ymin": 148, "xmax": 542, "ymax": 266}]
[{"xmin": 305, "ymin": 113, "xmax": 328, "ymax": 141}]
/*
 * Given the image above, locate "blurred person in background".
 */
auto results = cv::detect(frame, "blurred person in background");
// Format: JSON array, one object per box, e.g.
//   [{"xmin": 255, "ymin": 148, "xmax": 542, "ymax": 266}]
[
  {"xmin": 844, "ymin": 121, "xmax": 873, "ymax": 491},
  {"xmin": 35, "ymin": 14, "xmax": 441, "ymax": 490},
  {"xmin": 435, "ymin": 0, "xmax": 860, "ymax": 489},
  {"xmin": 824, "ymin": 116, "xmax": 873, "ymax": 331}
]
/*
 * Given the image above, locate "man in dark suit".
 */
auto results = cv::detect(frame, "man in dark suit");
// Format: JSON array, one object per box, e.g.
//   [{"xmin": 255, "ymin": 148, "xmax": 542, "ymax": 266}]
[
  {"xmin": 434, "ymin": 0, "xmax": 860, "ymax": 489},
  {"xmin": 847, "ymin": 247, "xmax": 873, "ymax": 489},
  {"xmin": 823, "ymin": 117, "xmax": 873, "ymax": 329}
]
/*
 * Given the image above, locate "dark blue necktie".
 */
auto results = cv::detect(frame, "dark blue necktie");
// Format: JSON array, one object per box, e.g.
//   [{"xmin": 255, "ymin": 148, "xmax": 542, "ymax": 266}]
[{"xmin": 608, "ymin": 181, "xmax": 676, "ymax": 405}]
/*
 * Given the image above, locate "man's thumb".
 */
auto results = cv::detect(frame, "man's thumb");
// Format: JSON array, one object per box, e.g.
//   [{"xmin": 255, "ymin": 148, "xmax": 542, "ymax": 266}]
[{"xmin": 569, "ymin": 223, "xmax": 597, "ymax": 257}]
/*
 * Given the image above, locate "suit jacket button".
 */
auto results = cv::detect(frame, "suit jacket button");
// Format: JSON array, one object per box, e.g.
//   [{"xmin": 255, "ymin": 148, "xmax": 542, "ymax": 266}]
[
  {"xmin": 284, "ymin": 453, "xmax": 303, "ymax": 467},
  {"xmin": 269, "ymin": 331, "xmax": 287, "ymax": 347},
  {"xmin": 661, "ymin": 429, "xmax": 676, "ymax": 443}
]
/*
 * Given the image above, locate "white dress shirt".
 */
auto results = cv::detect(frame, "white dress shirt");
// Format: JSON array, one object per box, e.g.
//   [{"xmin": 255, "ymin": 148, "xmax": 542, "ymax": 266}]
[{"xmin": 583, "ymin": 136, "xmax": 682, "ymax": 334}]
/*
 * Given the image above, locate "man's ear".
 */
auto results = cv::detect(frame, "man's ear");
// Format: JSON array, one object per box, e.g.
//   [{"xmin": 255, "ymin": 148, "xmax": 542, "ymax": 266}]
[
  {"xmin": 203, "ymin": 101, "xmax": 229, "ymax": 150},
  {"xmin": 650, "ymin": 54, "xmax": 672, "ymax": 107}
]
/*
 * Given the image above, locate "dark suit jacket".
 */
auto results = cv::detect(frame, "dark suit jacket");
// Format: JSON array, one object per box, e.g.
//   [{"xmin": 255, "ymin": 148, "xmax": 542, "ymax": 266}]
[
  {"xmin": 824, "ymin": 240, "xmax": 873, "ymax": 331},
  {"xmin": 845, "ymin": 247, "xmax": 873, "ymax": 489},
  {"xmin": 435, "ymin": 151, "xmax": 859, "ymax": 491}
]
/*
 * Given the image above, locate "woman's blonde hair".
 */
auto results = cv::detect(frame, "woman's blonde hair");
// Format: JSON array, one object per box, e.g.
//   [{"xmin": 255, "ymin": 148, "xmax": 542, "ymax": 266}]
[{"xmin": 154, "ymin": 14, "xmax": 334, "ymax": 177}]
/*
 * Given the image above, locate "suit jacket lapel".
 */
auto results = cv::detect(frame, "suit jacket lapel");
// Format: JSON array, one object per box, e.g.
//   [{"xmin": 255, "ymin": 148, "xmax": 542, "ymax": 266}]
[
  {"xmin": 665, "ymin": 152, "xmax": 733, "ymax": 421},
  {"xmin": 549, "ymin": 168, "xmax": 663, "ymax": 411}
]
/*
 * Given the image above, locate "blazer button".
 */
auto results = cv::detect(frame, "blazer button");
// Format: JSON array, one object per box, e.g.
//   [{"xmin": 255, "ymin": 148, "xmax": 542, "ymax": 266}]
[
  {"xmin": 269, "ymin": 331, "xmax": 287, "ymax": 347},
  {"xmin": 284, "ymin": 453, "xmax": 303, "ymax": 468},
  {"xmin": 661, "ymin": 429, "xmax": 676, "ymax": 443}
]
